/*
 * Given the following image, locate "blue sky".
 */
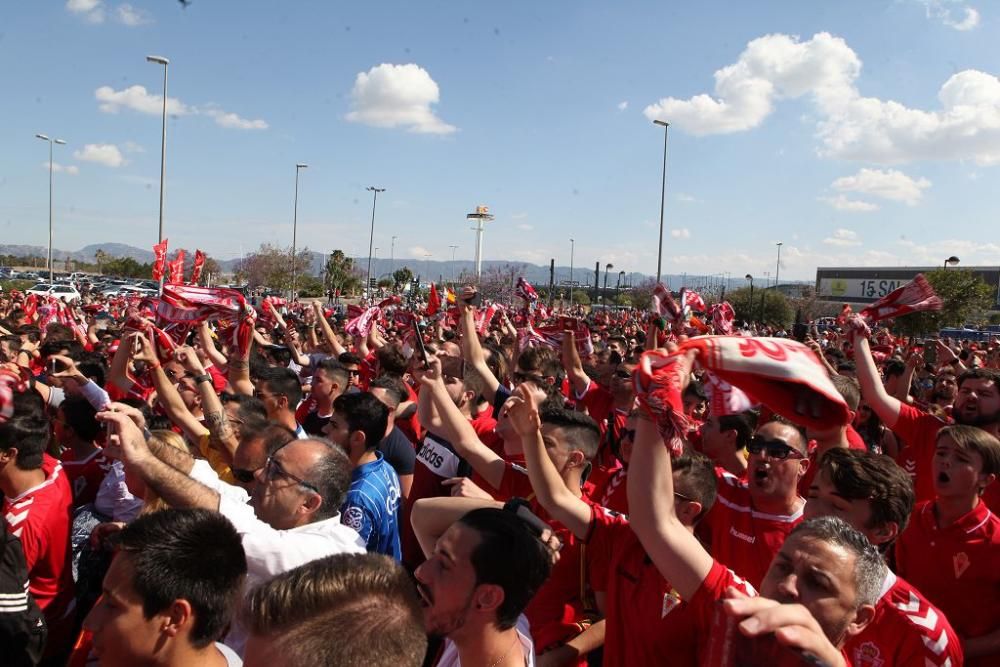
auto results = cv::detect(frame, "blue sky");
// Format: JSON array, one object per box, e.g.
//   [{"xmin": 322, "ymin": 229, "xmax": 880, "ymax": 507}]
[{"xmin": 1, "ymin": 0, "xmax": 998, "ymax": 281}]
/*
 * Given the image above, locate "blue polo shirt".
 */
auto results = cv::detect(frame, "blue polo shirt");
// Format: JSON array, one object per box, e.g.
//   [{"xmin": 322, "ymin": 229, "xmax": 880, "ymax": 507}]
[{"xmin": 340, "ymin": 452, "xmax": 402, "ymax": 560}]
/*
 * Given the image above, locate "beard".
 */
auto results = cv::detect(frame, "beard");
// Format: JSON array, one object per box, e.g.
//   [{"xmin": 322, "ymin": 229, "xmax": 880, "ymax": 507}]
[
  {"xmin": 953, "ymin": 406, "xmax": 1000, "ymax": 428},
  {"xmin": 425, "ymin": 589, "xmax": 476, "ymax": 639}
]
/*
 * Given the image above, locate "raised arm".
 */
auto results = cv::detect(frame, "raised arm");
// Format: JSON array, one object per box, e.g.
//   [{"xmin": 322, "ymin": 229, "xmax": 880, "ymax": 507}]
[
  {"xmin": 418, "ymin": 356, "xmax": 506, "ymax": 490},
  {"xmin": 133, "ymin": 334, "xmax": 208, "ymax": 444},
  {"xmin": 458, "ymin": 289, "xmax": 501, "ymax": 399},
  {"xmin": 109, "ymin": 330, "xmax": 137, "ymax": 393},
  {"xmin": 508, "ymin": 384, "xmax": 591, "ymax": 539},
  {"xmin": 410, "ymin": 496, "xmax": 501, "ymax": 558},
  {"xmin": 852, "ymin": 335, "xmax": 902, "ymax": 429},
  {"xmin": 312, "ymin": 301, "xmax": 346, "ymax": 356},
  {"xmin": 174, "ymin": 345, "xmax": 239, "ymax": 464},
  {"xmin": 197, "ymin": 321, "xmax": 229, "ymax": 371},
  {"xmin": 227, "ymin": 332, "xmax": 255, "ymax": 397},
  {"xmin": 561, "ymin": 330, "xmax": 592, "ymax": 397}
]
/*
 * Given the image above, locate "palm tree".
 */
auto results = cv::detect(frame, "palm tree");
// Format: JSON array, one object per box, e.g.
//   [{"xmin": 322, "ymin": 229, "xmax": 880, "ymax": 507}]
[{"xmin": 94, "ymin": 249, "xmax": 108, "ymax": 275}]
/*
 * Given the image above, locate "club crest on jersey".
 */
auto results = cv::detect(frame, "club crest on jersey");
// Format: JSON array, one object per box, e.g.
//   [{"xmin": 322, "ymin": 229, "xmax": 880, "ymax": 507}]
[
  {"xmin": 953, "ymin": 552, "xmax": 970, "ymax": 579},
  {"xmin": 661, "ymin": 588, "xmax": 682, "ymax": 619},
  {"xmin": 852, "ymin": 641, "xmax": 884, "ymax": 667}
]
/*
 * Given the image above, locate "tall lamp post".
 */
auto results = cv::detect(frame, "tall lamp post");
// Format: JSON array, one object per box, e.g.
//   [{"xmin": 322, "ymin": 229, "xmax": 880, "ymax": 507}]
[
  {"xmin": 943, "ymin": 256, "xmax": 960, "ymax": 269},
  {"xmin": 35, "ymin": 134, "xmax": 66, "ymax": 282},
  {"xmin": 366, "ymin": 186, "xmax": 385, "ymax": 297},
  {"xmin": 569, "ymin": 238, "xmax": 575, "ymax": 308},
  {"xmin": 774, "ymin": 242, "xmax": 783, "ymax": 289},
  {"xmin": 449, "ymin": 244, "xmax": 458, "ymax": 283},
  {"xmin": 603, "ymin": 263, "xmax": 614, "ymax": 303},
  {"xmin": 653, "ymin": 119, "xmax": 669, "ymax": 284},
  {"xmin": 745, "ymin": 274, "xmax": 754, "ymax": 325},
  {"xmin": 290, "ymin": 163, "xmax": 308, "ymax": 299},
  {"xmin": 391, "ymin": 235, "xmax": 398, "ymax": 275},
  {"xmin": 146, "ymin": 55, "xmax": 169, "ymax": 293}
]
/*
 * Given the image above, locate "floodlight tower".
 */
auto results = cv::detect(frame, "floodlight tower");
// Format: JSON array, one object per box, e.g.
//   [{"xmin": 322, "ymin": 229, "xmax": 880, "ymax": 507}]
[{"xmin": 466, "ymin": 204, "xmax": 495, "ymax": 281}]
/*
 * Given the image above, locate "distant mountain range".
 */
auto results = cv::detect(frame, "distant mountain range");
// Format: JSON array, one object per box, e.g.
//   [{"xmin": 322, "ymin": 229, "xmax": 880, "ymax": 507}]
[{"xmin": 0, "ymin": 242, "xmax": 774, "ymax": 291}]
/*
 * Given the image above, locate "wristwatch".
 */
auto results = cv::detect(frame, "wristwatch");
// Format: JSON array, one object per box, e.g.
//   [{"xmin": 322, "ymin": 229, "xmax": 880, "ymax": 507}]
[{"xmin": 194, "ymin": 373, "xmax": 213, "ymax": 385}]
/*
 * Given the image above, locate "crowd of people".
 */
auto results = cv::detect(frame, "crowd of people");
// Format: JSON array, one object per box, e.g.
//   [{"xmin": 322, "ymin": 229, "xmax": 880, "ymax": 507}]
[{"xmin": 0, "ymin": 276, "xmax": 998, "ymax": 666}]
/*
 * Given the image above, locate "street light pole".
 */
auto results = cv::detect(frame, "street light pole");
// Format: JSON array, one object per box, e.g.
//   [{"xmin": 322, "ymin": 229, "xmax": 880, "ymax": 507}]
[
  {"xmin": 775, "ymin": 242, "xmax": 783, "ymax": 288},
  {"xmin": 745, "ymin": 274, "xmax": 754, "ymax": 325},
  {"xmin": 449, "ymin": 245, "xmax": 458, "ymax": 283},
  {"xmin": 391, "ymin": 235, "xmax": 398, "ymax": 275},
  {"xmin": 569, "ymin": 238, "xmax": 575, "ymax": 308},
  {"xmin": 943, "ymin": 256, "xmax": 960, "ymax": 270},
  {"xmin": 653, "ymin": 119, "xmax": 669, "ymax": 283},
  {"xmin": 366, "ymin": 187, "xmax": 385, "ymax": 298},
  {"xmin": 146, "ymin": 55, "xmax": 169, "ymax": 293},
  {"xmin": 604, "ymin": 262, "xmax": 614, "ymax": 303},
  {"xmin": 291, "ymin": 163, "xmax": 308, "ymax": 299},
  {"xmin": 35, "ymin": 134, "xmax": 66, "ymax": 283}
]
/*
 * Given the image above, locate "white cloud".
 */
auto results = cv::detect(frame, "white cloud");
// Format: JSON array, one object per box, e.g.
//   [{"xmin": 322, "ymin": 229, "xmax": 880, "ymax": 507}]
[
  {"xmin": 831, "ymin": 168, "xmax": 931, "ymax": 205},
  {"xmin": 823, "ymin": 228, "xmax": 864, "ymax": 246},
  {"xmin": 918, "ymin": 1, "xmax": 980, "ymax": 31},
  {"xmin": 819, "ymin": 195, "xmax": 880, "ymax": 212},
  {"xmin": 203, "ymin": 109, "xmax": 269, "ymax": 130},
  {"xmin": 116, "ymin": 3, "xmax": 152, "ymax": 26},
  {"xmin": 73, "ymin": 143, "xmax": 126, "ymax": 168},
  {"xmin": 408, "ymin": 245, "xmax": 432, "ymax": 258},
  {"xmin": 44, "ymin": 162, "xmax": 80, "ymax": 176},
  {"xmin": 95, "ymin": 85, "xmax": 193, "ymax": 116},
  {"xmin": 644, "ymin": 31, "xmax": 1000, "ymax": 165},
  {"xmin": 66, "ymin": 0, "xmax": 104, "ymax": 23},
  {"xmin": 516, "ymin": 223, "xmax": 534, "ymax": 231},
  {"xmin": 670, "ymin": 228, "xmax": 691, "ymax": 239},
  {"xmin": 617, "ymin": 101, "xmax": 628, "ymax": 111},
  {"xmin": 676, "ymin": 193, "xmax": 697, "ymax": 202},
  {"xmin": 121, "ymin": 141, "xmax": 144, "ymax": 153},
  {"xmin": 346, "ymin": 63, "xmax": 457, "ymax": 134}
]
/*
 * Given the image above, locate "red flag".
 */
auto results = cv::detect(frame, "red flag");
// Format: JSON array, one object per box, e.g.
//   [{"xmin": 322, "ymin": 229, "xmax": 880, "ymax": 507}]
[
  {"xmin": 168, "ymin": 250, "xmax": 186, "ymax": 285},
  {"xmin": 426, "ymin": 283, "xmax": 441, "ymax": 316},
  {"xmin": 190, "ymin": 250, "xmax": 206, "ymax": 285},
  {"xmin": 152, "ymin": 238, "xmax": 169, "ymax": 282}
]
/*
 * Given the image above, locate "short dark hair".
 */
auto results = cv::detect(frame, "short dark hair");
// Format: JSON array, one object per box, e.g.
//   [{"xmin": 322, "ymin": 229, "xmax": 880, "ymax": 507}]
[
  {"xmin": 117, "ymin": 509, "xmax": 247, "ymax": 648},
  {"xmin": 457, "ymin": 508, "xmax": 553, "ymax": 631},
  {"xmin": 315, "ymin": 357, "xmax": 350, "ymax": 387},
  {"xmin": 338, "ymin": 352, "xmax": 363, "ymax": 367},
  {"xmin": 515, "ymin": 347, "xmax": 561, "ymax": 381},
  {"xmin": 957, "ymin": 367, "xmax": 1000, "ymax": 391},
  {"xmin": 830, "ymin": 374, "xmax": 861, "ymax": 412},
  {"xmin": 717, "ymin": 411, "xmax": 755, "ymax": 450},
  {"xmin": 304, "ymin": 440, "xmax": 354, "ymax": 520},
  {"xmin": 368, "ymin": 375, "xmax": 408, "ymax": 408},
  {"xmin": 243, "ymin": 553, "xmax": 426, "ymax": 667},
  {"xmin": 0, "ymin": 391, "xmax": 49, "ymax": 470},
  {"xmin": 538, "ymin": 402, "xmax": 601, "ymax": 460},
  {"xmin": 818, "ymin": 448, "xmax": 914, "ymax": 541},
  {"xmin": 259, "ymin": 367, "xmax": 303, "ymax": 407},
  {"xmin": 59, "ymin": 395, "xmax": 101, "ymax": 442},
  {"xmin": 883, "ymin": 360, "xmax": 906, "ymax": 379},
  {"xmin": 673, "ymin": 450, "xmax": 718, "ymax": 523},
  {"xmin": 332, "ymin": 393, "xmax": 390, "ymax": 452},
  {"xmin": 376, "ymin": 345, "xmax": 408, "ymax": 377}
]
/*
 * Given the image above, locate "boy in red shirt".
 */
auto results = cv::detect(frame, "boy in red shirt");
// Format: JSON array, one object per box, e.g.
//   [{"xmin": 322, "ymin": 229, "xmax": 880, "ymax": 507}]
[{"xmin": 895, "ymin": 425, "xmax": 1000, "ymax": 666}]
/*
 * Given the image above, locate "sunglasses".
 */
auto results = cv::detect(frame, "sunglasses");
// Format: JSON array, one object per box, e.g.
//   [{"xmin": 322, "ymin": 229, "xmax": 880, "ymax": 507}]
[
  {"xmin": 264, "ymin": 446, "xmax": 322, "ymax": 496},
  {"xmin": 231, "ymin": 466, "xmax": 260, "ymax": 484},
  {"xmin": 612, "ymin": 370, "xmax": 632, "ymax": 379},
  {"xmin": 513, "ymin": 371, "xmax": 545, "ymax": 385},
  {"xmin": 746, "ymin": 437, "xmax": 805, "ymax": 460}
]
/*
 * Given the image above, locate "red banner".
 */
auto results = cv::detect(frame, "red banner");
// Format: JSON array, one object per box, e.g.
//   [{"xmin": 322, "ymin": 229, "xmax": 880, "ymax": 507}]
[
  {"xmin": 152, "ymin": 238, "xmax": 169, "ymax": 282},
  {"xmin": 190, "ymin": 249, "xmax": 206, "ymax": 285},
  {"xmin": 168, "ymin": 250, "xmax": 186, "ymax": 285}
]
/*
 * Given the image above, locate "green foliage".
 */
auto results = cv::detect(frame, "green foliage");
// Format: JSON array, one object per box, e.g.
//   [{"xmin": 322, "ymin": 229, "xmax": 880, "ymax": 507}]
[
  {"xmin": 103, "ymin": 256, "xmax": 152, "ymax": 278},
  {"xmin": 392, "ymin": 266, "xmax": 415, "ymax": 290},
  {"xmin": 615, "ymin": 292, "xmax": 633, "ymax": 307},
  {"xmin": 235, "ymin": 244, "xmax": 314, "ymax": 292},
  {"xmin": 894, "ymin": 269, "xmax": 995, "ymax": 335},
  {"xmin": 296, "ymin": 275, "xmax": 326, "ymax": 298},
  {"xmin": 727, "ymin": 287, "xmax": 794, "ymax": 326},
  {"xmin": 324, "ymin": 250, "xmax": 363, "ymax": 296}
]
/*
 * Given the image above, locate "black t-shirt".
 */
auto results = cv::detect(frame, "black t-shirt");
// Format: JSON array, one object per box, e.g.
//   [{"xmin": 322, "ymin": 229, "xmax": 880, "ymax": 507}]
[
  {"xmin": 301, "ymin": 410, "xmax": 331, "ymax": 437},
  {"xmin": 378, "ymin": 426, "xmax": 416, "ymax": 477}
]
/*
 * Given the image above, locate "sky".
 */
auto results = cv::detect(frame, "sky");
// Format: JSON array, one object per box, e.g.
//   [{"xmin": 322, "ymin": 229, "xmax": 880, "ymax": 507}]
[{"xmin": 1, "ymin": 0, "xmax": 999, "ymax": 282}]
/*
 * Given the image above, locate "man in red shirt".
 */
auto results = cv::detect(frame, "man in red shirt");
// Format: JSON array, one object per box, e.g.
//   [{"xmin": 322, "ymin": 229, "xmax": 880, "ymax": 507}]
[
  {"xmin": 805, "ymin": 447, "xmax": 964, "ymax": 666},
  {"xmin": 854, "ymin": 334, "xmax": 1000, "ymax": 510},
  {"xmin": 504, "ymin": 384, "xmax": 720, "ymax": 666},
  {"xmin": 0, "ymin": 391, "xmax": 75, "ymax": 658},
  {"xmin": 699, "ymin": 418, "xmax": 808, "ymax": 588},
  {"xmin": 55, "ymin": 395, "xmax": 112, "ymax": 507},
  {"xmin": 895, "ymin": 425, "xmax": 1000, "ymax": 666}
]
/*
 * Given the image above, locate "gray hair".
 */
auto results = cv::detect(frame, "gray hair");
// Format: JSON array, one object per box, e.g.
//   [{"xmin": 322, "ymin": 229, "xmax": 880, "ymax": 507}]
[
  {"xmin": 788, "ymin": 516, "xmax": 886, "ymax": 608},
  {"xmin": 302, "ymin": 438, "xmax": 353, "ymax": 520}
]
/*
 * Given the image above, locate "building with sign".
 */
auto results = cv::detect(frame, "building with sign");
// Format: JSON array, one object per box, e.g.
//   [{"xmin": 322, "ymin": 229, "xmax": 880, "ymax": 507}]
[{"xmin": 815, "ymin": 266, "xmax": 1000, "ymax": 308}]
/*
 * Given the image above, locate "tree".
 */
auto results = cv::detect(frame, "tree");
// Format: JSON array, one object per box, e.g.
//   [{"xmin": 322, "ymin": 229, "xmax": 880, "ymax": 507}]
[
  {"xmin": 894, "ymin": 269, "xmax": 995, "ymax": 336},
  {"xmin": 392, "ymin": 266, "xmax": 415, "ymax": 291},
  {"xmin": 726, "ymin": 287, "xmax": 794, "ymax": 327},
  {"xmin": 94, "ymin": 249, "xmax": 108, "ymax": 275},
  {"xmin": 324, "ymin": 250, "xmax": 363, "ymax": 296},
  {"xmin": 235, "ymin": 244, "xmax": 314, "ymax": 293},
  {"xmin": 103, "ymin": 257, "xmax": 152, "ymax": 279}
]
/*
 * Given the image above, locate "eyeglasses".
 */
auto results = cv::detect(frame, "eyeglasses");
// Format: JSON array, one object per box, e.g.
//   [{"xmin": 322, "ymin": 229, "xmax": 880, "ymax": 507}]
[
  {"xmin": 345, "ymin": 369, "xmax": 361, "ymax": 377},
  {"xmin": 263, "ymin": 448, "xmax": 322, "ymax": 496},
  {"xmin": 513, "ymin": 371, "xmax": 545, "ymax": 385},
  {"xmin": 674, "ymin": 491, "xmax": 697, "ymax": 503},
  {"xmin": 613, "ymin": 370, "xmax": 632, "ymax": 379},
  {"xmin": 746, "ymin": 437, "xmax": 805, "ymax": 460}
]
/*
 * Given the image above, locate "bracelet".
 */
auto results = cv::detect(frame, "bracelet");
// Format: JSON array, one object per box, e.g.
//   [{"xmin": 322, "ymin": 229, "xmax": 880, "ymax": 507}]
[
  {"xmin": 194, "ymin": 373, "xmax": 213, "ymax": 385},
  {"xmin": 148, "ymin": 361, "xmax": 161, "ymax": 371}
]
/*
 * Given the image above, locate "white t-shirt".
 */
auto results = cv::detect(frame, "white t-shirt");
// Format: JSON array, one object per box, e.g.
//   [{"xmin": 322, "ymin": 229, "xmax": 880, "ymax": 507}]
[{"xmin": 436, "ymin": 615, "xmax": 534, "ymax": 667}]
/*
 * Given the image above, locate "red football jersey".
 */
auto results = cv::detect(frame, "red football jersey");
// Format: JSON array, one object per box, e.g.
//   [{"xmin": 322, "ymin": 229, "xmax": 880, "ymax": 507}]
[
  {"xmin": 2, "ymin": 454, "xmax": 75, "ymax": 650},
  {"xmin": 700, "ymin": 469, "xmax": 804, "ymax": 589},
  {"xmin": 896, "ymin": 500, "xmax": 1000, "ymax": 666},
  {"xmin": 60, "ymin": 447, "xmax": 112, "ymax": 508},
  {"xmin": 845, "ymin": 570, "xmax": 964, "ymax": 667},
  {"xmin": 587, "ymin": 507, "xmax": 700, "ymax": 666},
  {"xmin": 589, "ymin": 466, "xmax": 628, "ymax": 514},
  {"xmin": 892, "ymin": 403, "xmax": 948, "ymax": 505}
]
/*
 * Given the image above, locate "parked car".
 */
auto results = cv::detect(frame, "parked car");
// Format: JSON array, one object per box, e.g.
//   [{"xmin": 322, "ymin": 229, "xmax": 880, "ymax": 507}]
[{"xmin": 25, "ymin": 283, "xmax": 81, "ymax": 302}]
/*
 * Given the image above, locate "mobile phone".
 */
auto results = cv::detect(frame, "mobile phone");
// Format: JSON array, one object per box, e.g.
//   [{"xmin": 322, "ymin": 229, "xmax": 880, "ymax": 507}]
[
  {"xmin": 131, "ymin": 334, "xmax": 143, "ymax": 356},
  {"xmin": 463, "ymin": 290, "xmax": 483, "ymax": 307},
  {"xmin": 411, "ymin": 319, "xmax": 430, "ymax": 368},
  {"xmin": 924, "ymin": 338, "xmax": 938, "ymax": 365}
]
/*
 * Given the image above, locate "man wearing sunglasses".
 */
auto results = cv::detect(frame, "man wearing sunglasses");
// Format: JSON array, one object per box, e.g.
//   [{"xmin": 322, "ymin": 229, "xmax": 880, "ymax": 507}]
[
  {"xmin": 98, "ymin": 404, "xmax": 366, "ymax": 653},
  {"xmin": 698, "ymin": 419, "xmax": 808, "ymax": 589}
]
